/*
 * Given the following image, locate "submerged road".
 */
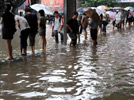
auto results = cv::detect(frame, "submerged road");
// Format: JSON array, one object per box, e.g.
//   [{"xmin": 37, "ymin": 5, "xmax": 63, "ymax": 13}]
[{"xmin": 0, "ymin": 24, "xmax": 134, "ymax": 100}]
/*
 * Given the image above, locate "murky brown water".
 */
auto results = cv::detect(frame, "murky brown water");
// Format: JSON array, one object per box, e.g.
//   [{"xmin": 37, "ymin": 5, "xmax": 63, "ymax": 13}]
[{"xmin": 0, "ymin": 24, "xmax": 134, "ymax": 100}]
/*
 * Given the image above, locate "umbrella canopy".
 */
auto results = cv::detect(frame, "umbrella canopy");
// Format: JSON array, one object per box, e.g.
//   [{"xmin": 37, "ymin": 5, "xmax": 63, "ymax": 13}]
[
  {"xmin": 124, "ymin": 7, "xmax": 133, "ymax": 11},
  {"xmin": 97, "ymin": 6, "xmax": 106, "ymax": 14},
  {"xmin": 106, "ymin": 11, "xmax": 116, "ymax": 20},
  {"xmin": 77, "ymin": 9, "xmax": 83, "ymax": 14},
  {"xmin": 30, "ymin": 4, "xmax": 53, "ymax": 15},
  {"xmin": 113, "ymin": 7, "xmax": 124, "ymax": 10},
  {"xmin": 90, "ymin": 7, "xmax": 105, "ymax": 15},
  {"xmin": 97, "ymin": 5, "xmax": 109, "ymax": 10},
  {"xmin": 84, "ymin": 8, "xmax": 100, "ymax": 22}
]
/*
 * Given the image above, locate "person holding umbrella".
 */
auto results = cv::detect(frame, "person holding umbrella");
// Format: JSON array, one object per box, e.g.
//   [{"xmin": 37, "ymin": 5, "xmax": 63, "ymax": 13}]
[{"xmin": 84, "ymin": 9, "xmax": 99, "ymax": 46}]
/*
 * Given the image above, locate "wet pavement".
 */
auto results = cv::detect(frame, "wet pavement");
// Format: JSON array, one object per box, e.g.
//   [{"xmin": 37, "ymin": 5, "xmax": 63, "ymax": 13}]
[{"xmin": 0, "ymin": 24, "xmax": 134, "ymax": 100}]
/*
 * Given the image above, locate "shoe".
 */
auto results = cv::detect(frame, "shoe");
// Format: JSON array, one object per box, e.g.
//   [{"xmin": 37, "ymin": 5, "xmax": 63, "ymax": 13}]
[
  {"xmin": 40, "ymin": 49, "xmax": 46, "ymax": 52},
  {"xmin": 6, "ymin": 57, "xmax": 13, "ymax": 60},
  {"xmin": 21, "ymin": 54, "xmax": 27, "ymax": 56}
]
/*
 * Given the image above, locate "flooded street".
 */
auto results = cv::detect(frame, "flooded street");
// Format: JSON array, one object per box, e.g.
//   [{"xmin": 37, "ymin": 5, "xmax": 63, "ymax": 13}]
[{"xmin": 0, "ymin": 25, "xmax": 134, "ymax": 100}]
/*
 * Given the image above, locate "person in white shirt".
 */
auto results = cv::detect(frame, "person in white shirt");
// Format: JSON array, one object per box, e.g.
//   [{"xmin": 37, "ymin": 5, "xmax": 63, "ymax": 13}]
[
  {"xmin": 15, "ymin": 15, "xmax": 30, "ymax": 56},
  {"xmin": 52, "ymin": 11, "xmax": 62, "ymax": 43}
]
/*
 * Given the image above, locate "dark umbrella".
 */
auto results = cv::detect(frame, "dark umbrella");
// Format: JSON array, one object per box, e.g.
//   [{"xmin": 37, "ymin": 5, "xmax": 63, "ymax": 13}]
[{"xmin": 84, "ymin": 8, "xmax": 100, "ymax": 22}]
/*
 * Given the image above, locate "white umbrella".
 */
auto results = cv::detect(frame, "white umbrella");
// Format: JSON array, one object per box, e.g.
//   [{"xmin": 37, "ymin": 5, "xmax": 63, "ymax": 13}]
[
  {"xmin": 97, "ymin": 6, "xmax": 106, "ymax": 13},
  {"xmin": 90, "ymin": 7, "xmax": 104, "ymax": 15},
  {"xmin": 106, "ymin": 11, "xmax": 116, "ymax": 20},
  {"xmin": 30, "ymin": 4, "xmax": 53, "ymax": 15},
  {"xmin": 124, "ymin": 7, "xmax": 133, "ymax": 11}
]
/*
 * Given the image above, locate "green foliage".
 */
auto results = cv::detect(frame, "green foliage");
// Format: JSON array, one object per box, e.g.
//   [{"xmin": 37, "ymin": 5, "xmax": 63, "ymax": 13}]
[{"xmin": 78, "ymin": 0, "xmax": 134, "ymax": 7}]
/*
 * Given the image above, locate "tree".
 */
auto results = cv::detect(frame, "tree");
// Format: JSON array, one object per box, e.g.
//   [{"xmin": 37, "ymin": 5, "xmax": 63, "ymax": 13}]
[
  {"xmin": 78, "ymin": 0, "xmax": 134, "ymax": 7},
  {"xmin": 78, "ymin": 0, "xmax": 117, "ymax": 7}
]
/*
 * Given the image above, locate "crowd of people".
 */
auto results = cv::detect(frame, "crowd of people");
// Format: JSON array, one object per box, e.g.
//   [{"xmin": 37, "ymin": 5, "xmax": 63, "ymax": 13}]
[{"xmin": 1, "ymin": 3, "xmax": 134, "ymax": 60}]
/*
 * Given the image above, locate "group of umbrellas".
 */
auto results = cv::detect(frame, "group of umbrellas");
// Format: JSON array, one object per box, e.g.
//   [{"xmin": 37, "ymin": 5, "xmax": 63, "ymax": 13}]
[{"xmin": 81, "ymin": 5, "xmax": 134, "ymax": 23}]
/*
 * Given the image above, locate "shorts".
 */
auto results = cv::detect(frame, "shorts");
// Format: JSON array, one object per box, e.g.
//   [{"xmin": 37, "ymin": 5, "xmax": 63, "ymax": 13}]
[
  {"xmin": 82, "ymin": 26, "xmax": 87, "ymax": 30},
  {"xmin": 98, "ymin": 22, "xmax": 102, "ymax": 28},
  {"xmin": 112, "ymin": 20, "xmax": 116, "ymax": 26},
  {"xmin": 39, "ymin": 28, "xmax": 46, "ymax": 37},
  {"xmin": 2, "ymin": 27, "xmax": 14, "ymax": 40},
  {"xmin": 29, "ymin": 30, "xmax": 37, "ymax": 46},
  {"xmin": 121, "ymin": 20, "xmax": 125, "ymax": 25},
  {"xmin": 68, "ymin": 32, "xmax": 77, "ymax": 39},
  {"xmin": 90, "ymin": 29, "xmax": 98, "ymax": 40},
  {"xmin": 2, "ymin": 33, "xmax": 14, "ymax": 40}
]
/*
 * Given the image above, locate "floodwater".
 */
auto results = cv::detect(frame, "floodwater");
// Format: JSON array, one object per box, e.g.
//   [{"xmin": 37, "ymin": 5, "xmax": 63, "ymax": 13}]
[{"xmin": 0, "ymin": 24, "xmax": 134, "ymax": 100}]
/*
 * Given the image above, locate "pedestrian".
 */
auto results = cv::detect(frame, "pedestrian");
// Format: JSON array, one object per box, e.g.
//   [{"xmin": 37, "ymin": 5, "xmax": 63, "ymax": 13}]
[
  {"xmin": 115, "ymin": 11, "xmax": 121, "ymax": 29},
  {"xmin": 81, "ymin": 13, "xmax": 89, "ymax": 40},
  {"xmin": 127, "ymin": 10, "xmax": 133, "ymax": 27},
  {"xmin": 15, "ymin": 15, "xmax": 30, "ymax": 56},
  {"xmin": 24, "ymin": 8, "xmax": 38, "ymax": 55},
  {"xmin": 52, "ymin": 11, "xmax": 63, "ymax": 44},
  {"xmin": 133, "ymin": 10, "xmax": 134, "ymax": 27},
  {"xmin": 66, "ymin": 12, "xmax": 79, "ymax": 47},
  {"xmin": 98, "ymin": 14, "xmax": 103, "ymax": 35},
  {"xmin": 121, "ymin": 10, "xmax": 125, "ymax": 29},
  {"xmin": 38, "ymin": 10, "xmax": 47, "ymax": 51},
  {"xmin": 112, "ymin": 14, "xmax": 116, "ymax": 31},
  {"xmin": 89, "ymin": 18, "xmax": 98, "ymax": 46},
  {"xmin": 58, "ymin": 13, "xmax": 64, "ymax": 44},
  {"xmin": 102, "ymin": 13, "xmax": 108, "ymax": 34},
  {"xmin": 1, "ymin": 3, "xmax": 16, "ymax": 60}
]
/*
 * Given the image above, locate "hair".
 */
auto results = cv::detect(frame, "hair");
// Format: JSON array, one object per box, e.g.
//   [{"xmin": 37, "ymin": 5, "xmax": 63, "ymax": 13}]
[
  {"xmin": 83, "ymin": 13, "xmax": 86, "ymax": 16},
  {"xmin": 5, "ymin": 3, "xmax": 11, "ymax": 12},
  {"xmin": 19, "ymin": 12, "xmax": 23, "ymax": 16},
  {"xmin": 54, "ymin": 11, "xmax": 59, "ymax": 15},
  {"xmin": 73, "ymin": 12, "xmax": 78, "ymax": 16},
  {"xmin": 100, "ymin": 14, "xmax": 103, "ymax": 19},
  {"xmin": 25, "ymin": 7, "xmax": 32, "ymax": 12},
  {"xmin": 39, "ymin": 10, "xmax": 45, "ymax": 17}
]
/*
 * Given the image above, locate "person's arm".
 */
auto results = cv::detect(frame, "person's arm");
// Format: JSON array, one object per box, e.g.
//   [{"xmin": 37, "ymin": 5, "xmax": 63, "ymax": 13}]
[
  {"xmin": 66, "ymin": 24, "xmax": 73, "ymax": 32},
  {"xmin": 52, "ymin": 20, "xmax": 54, "ymax": 33},
  {"xmin": 1, "ymin": 17, "xmax": 3, "ymax": 24},
  {"xmin": 58, "ymin": 19, "xmax": 63, "ymax": 33},
  {"xmin": 38, "ymin": 18, "xmax": 41, "ymax": 28},
  {"xmin": 89, "ymin": 19, "xmax": 92, "ymax": 26},
  {"xmin": 59, "ymin": 25, "xmax": 63, "ymax": 33},
  {"xmin": 16, "ymin": 20, "xmax": 21, "ymax": 29}
]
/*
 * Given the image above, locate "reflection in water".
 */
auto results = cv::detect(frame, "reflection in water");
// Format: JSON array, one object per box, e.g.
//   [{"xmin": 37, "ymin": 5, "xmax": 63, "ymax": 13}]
[{"xmin": 0, "ymin": 26, "xmax": 134, "ymax": 100}]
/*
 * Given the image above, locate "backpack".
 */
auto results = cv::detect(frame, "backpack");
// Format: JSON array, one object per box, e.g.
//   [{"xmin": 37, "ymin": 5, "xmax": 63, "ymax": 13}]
[{"xmin": 53, "ymin": 17, "xmax": 61, "ymax": 25}]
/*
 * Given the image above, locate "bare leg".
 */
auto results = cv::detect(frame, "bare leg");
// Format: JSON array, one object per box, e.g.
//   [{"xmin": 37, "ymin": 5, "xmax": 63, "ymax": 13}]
[
  {"xmin": 6, "ymin": 40, "xmax": 13, "ymax": 59},
  {"xmin": 41, "ymin": 36, "xmax": 46, "ymax": 50},
  {"xmin": 31, "ymin": 46, "xmax": 35, "ymax": 55},
  {"xmin": 78, "ymin": 34, "xmax": 80, "ymax": 43},
  {"xmin": 93, "ymin": 40, "xmax": 97, "ymax": 46},
  {"xmin": 100, "ymin": 28, "xmax": 102, "ymax": 35},
  {"xmin": 113, "ymin": 26, "xmax": 114, "ymax": 31},
  {"xmin": 84, "ymin": 30, "xmax": 87, "ymax": 39},
  {"xmin": 23, "ymin": 48, "xmax": 27, "ymax": 55}
]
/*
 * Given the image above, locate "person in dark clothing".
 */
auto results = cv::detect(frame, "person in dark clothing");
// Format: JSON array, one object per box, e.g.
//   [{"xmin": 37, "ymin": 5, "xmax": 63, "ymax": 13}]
[
  {"xmin": 24, "ymin": 8, "xmax": 38, "ymax": 55},
  {"xmin": 1, "ymin": 3, "xmax": 16, "ymax": 60},
  {"xmin": 98, "ymin": 14, "xmax": 103, "ymax": 35},
  {"xmin": 66, "ymin": 12, "xmax": 79, "ymax": 47}
]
